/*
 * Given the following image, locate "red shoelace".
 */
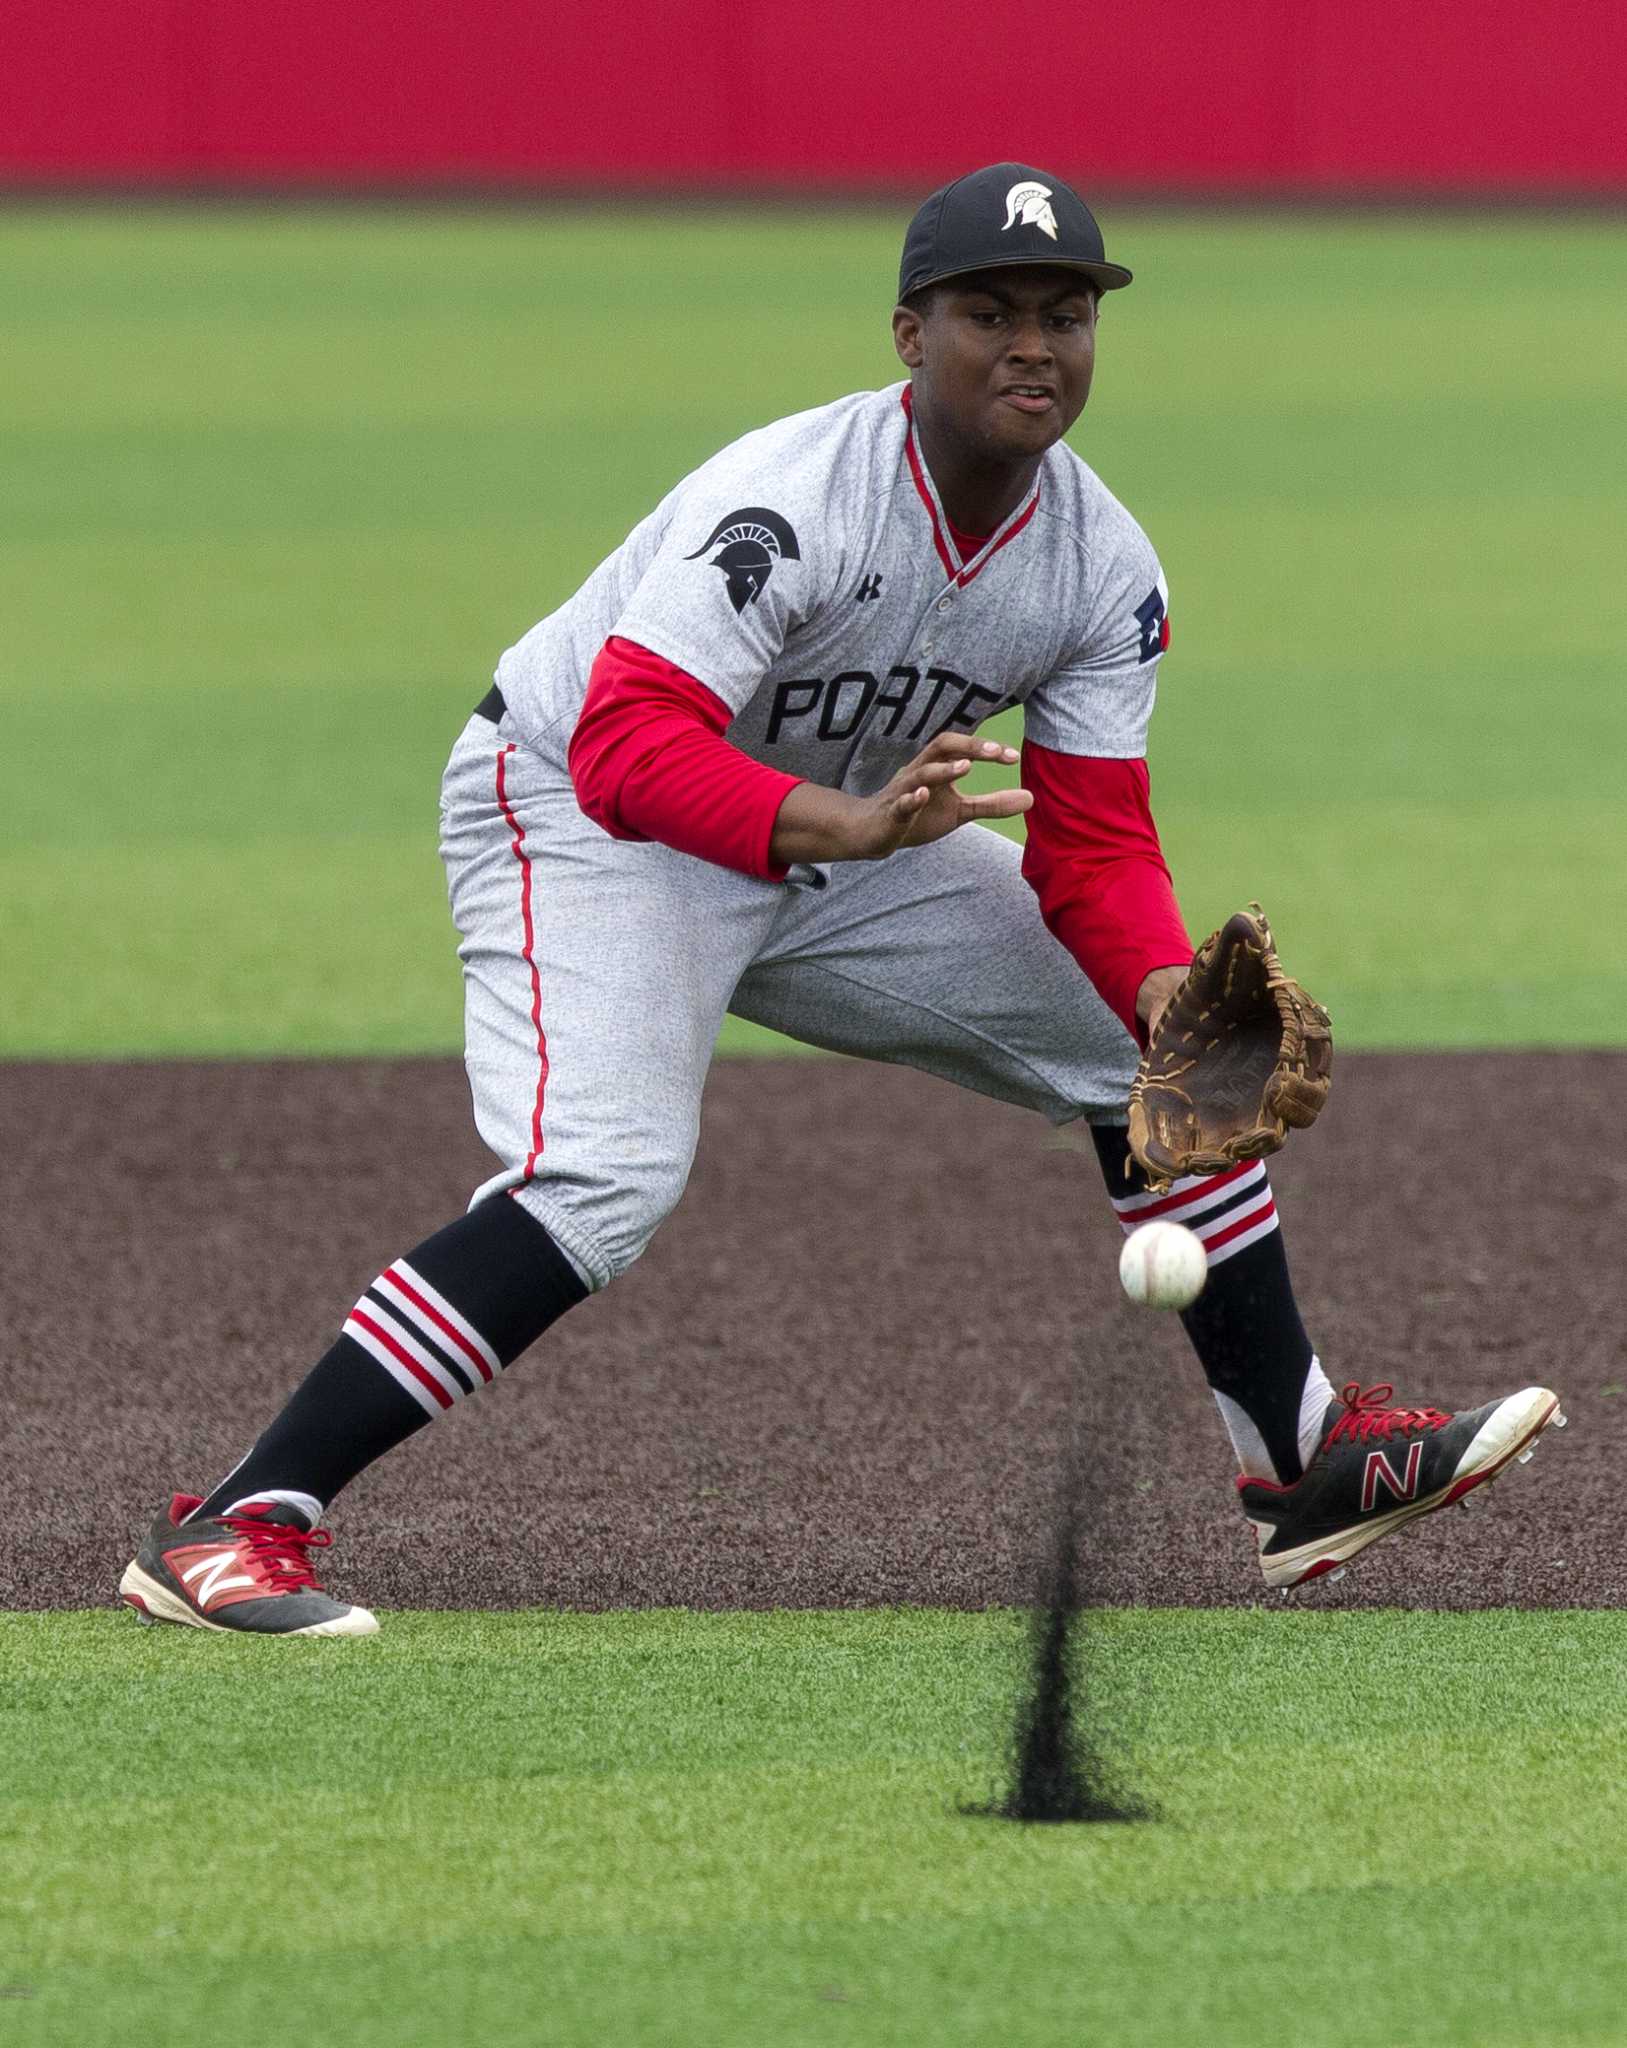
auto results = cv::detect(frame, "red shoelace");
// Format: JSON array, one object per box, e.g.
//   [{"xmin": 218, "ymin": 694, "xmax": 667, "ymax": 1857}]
[
  {"xmin": 221, "ymin": 1514, "xmax": 332, "ymax": 1593},
  {"xmin": 1324, "ymin": 1381, "xmax": 1452, "ymax": 1446}
]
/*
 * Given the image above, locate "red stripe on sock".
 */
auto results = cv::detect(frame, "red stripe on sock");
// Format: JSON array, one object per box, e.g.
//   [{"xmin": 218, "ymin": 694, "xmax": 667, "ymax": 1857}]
[
  {"xmin": 349, "ymin": 1308, "xmax": 455, "ymax": 1410},
  {"xmin": 1202, "ymin": 1198, "xmax": 1278, "ymax": 1257},
  {"xmin": 380, "ymin": 1268, "xmax": 495, "ymax": 1382},
  {"xmin": 1119, "ymin": 1160, "xmax": 1254, "ymax": 1221},
  {"xmin": 495, "ymin": 743, "xmax": 549, "ymax": 1180}
]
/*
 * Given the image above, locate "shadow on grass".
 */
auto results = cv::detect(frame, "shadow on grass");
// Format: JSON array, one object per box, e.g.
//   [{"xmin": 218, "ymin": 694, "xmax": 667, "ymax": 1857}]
[{"xmin": 965, "ymin": 1485, "xmax": 1156, "ymax": 1828}]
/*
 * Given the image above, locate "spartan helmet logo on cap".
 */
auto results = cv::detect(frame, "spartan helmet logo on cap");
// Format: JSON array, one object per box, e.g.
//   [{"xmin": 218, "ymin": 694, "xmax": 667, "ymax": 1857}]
[
  {"xmin": 1001, "ymin": 180, "xmax": 1059, "ymax": 242},
  {"xmin": 686, "ymin": 506, "xmax": 801, "ymax": 615}
]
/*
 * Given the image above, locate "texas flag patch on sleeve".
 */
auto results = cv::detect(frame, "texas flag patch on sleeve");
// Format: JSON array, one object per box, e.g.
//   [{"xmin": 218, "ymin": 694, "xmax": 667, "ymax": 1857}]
[{"xmin": 1134, "ymin": 573, "xmax": 1171, "ymax": 664}]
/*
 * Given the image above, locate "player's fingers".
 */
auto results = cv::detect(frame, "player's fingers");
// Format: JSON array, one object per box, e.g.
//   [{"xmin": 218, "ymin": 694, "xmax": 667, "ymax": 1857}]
[
  {"xmin": 881, "ymin": 760, "xmax": 966, "ymax": 809},
  {"xmin": 911, "ymin": 733, "xmax": 1016, "ymax": 769},
  {"xmin": 957, "ymin": 789, "xmax": 1034, "ymax": 820}
]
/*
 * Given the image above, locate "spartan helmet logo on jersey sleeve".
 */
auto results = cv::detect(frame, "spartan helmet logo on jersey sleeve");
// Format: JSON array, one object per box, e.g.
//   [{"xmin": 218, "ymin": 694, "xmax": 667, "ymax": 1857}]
[
  {"xmin": 1000, "ymin": 180, "xmax": 1059, "ymax": 242},
  {"xmin": 686, "ymin": 507, "xmax": 801, "ymax": 615}
]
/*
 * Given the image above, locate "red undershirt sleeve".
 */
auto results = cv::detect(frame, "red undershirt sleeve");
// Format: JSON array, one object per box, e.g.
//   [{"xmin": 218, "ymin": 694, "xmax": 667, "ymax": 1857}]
[
  {"xmin": 1020, "ymin": 740, "xmax": 1194, "ymax": 1043},
  {"xmin": 568, "ymin": 636, "xmax": 805, "ymax": 881}
]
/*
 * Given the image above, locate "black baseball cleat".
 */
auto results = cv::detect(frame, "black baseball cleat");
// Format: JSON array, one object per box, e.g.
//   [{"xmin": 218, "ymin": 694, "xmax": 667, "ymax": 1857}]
[
  {"xmin": 119, "ymin": 1493, "xmax": 379, "ymax": 1636},
  {"xmin": 1239, "ymin": 1381, "xmax": 1566, "ymax": 1592}
]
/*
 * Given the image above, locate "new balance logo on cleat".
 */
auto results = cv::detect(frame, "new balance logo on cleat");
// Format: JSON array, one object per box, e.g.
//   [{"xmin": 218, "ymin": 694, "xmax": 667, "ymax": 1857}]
[
  {"xmin": 173, "ymin": 1548, "xmax": 257, "ymax": 1610},
  {"xmin": 118, "ymin": 1494, "xmax": 379, "ymax": 1637},
  {"xmin": 1238, "ymin": 1381, "xmax": 1566, "ymax": 1591},
  {"xmin": 1360, "ymin": 1440, "xmax": 1423, "ymax": 1511}
]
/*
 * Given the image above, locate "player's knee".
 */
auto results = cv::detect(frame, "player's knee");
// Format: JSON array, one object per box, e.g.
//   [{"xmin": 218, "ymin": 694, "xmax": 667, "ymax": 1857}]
[
  {"xmin": 611, "ymin": 1155, "xmax": 692, "ymax": 1273},
  {"xmin": 509, "ymin": 1148, "xmax": 694, "ymax": 1292}
]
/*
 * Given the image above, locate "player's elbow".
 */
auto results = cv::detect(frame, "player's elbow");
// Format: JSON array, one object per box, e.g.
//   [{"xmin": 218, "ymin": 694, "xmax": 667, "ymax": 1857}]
[
  {"xmin": 565, "ymin": 715, "xmax": 602, "ymax": 818},
  {"xmin": 1020, "ymin": 836, "xmax": 1066, "ymax": 920},
  {"xmin": 567, "ymin": 715, "xmax": 636, "ymax": 840}
]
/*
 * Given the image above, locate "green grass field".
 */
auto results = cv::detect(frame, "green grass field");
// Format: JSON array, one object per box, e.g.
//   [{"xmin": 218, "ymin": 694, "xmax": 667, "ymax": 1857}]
[
  {"xmin": 6, "ymin": 206, "xmax": 1624, "ymax": 2046},
  {"xmin": 5, "ymin": 1608, "xmax": 1626, "ymax": 2047},
  {"xmin": 3, "ymin": 206, "xmax": 1625, "ymax": 1055}
]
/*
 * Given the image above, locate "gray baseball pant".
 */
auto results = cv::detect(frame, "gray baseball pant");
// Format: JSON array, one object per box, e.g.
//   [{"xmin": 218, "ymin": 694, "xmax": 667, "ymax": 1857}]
[{"xmin": 440, "ymin": 714, "xmax": 1139, "ymax": 1292}]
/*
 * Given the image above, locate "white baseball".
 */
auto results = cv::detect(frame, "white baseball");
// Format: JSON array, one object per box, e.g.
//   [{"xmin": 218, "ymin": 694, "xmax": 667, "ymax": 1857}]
[{"xmin": 1118, "ymin": 1221, "xmax": 1208, "ymax": 1311}]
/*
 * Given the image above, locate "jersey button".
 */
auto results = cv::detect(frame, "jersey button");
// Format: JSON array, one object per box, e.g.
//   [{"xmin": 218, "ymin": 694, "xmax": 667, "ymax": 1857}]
[{"xmin": 936, "ymin": 596, "xmax": 953, "ymax": 612}]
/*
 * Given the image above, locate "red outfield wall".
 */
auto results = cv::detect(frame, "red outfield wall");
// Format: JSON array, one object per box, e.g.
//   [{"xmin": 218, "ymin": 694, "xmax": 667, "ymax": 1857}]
[{"xmin": 5, "ymin": 0, "xmax": 1623, "ymax": 191}]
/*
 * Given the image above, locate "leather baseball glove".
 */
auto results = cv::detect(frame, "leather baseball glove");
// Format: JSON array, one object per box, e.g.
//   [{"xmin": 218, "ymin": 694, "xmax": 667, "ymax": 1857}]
[{"xmin": 1127, "ymin": 905, "xmax": 1332, "ymax": 1191}]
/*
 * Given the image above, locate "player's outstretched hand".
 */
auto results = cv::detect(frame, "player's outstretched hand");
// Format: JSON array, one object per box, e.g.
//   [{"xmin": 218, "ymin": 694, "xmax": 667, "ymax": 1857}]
[
  {"xmin": 860, "ymin": 734, "xmax": 1033, "ymax": 857},
  {"xmin": 767, "ymin": 733, "xmax": 1032, "ymax": 866}
]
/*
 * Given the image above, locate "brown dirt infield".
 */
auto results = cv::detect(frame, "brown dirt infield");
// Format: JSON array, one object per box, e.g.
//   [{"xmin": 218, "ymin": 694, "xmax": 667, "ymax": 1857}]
[{"xmin": 4, "ymin": 1053, "xmax": 1623, "ymax": 1612}]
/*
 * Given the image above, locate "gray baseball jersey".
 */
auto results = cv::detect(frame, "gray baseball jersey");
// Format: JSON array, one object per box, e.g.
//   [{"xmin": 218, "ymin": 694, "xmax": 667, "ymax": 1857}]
[
  {"xmin": 453, "ymin": 380, "xmax": 1167, "ymax": 1288},
  {"xmin": 493, "ymin": 381, "xmax": 1169, "ymax": 788}
]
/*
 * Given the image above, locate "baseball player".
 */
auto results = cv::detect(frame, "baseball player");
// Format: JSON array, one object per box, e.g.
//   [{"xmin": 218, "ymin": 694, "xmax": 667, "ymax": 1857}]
[{"xmin": 121, "ymin": 164, "xmax": 1563, "ymax": 1636}]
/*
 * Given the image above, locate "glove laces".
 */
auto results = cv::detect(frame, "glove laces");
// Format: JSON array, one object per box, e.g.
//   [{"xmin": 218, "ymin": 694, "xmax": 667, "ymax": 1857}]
[{"xmin": 1325, "ymin": 1381, "xmax": 1452, "ymax": 1447}]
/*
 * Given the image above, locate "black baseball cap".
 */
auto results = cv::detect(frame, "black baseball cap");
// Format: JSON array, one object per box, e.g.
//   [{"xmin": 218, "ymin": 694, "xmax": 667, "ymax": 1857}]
[{"xmin": 898, "ymin": 162, "xmax": 1132, "ymax": 301}]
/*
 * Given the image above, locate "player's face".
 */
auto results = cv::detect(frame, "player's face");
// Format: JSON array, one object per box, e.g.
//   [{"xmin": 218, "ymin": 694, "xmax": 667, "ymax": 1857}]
[{"xmin": 892, "ymin": 270, "xmax": 1098, "ymax": 464}]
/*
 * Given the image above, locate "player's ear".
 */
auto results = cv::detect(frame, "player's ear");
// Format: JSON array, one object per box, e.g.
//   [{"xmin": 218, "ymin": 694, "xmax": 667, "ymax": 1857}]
[{"xmin": 892, "ymin": 303, "xmax": 926, "ymax": 370}]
